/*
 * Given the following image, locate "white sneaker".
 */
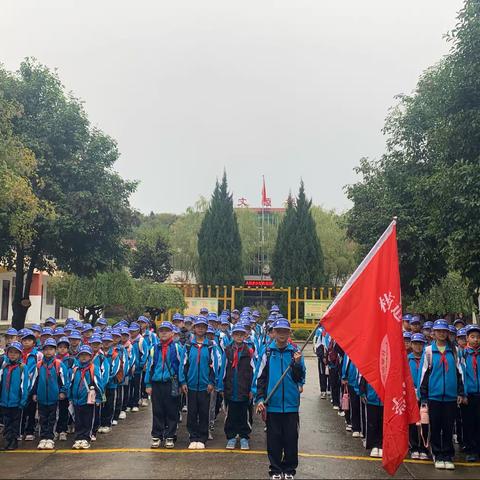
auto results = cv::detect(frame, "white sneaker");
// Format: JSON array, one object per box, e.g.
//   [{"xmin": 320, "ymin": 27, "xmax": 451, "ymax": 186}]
[
  {"xmin": 25, "ymin": 434, "xmax": 35, "ymax": 441},
  {"xmin": 419, "ymin": 452, "xmax": 429, "ymax": 460},
  {"xmin": 453, "ymin": 434, "xmax": 458, "ymax": 444},
  {"xmin": 338, "ymin": 411, "xmax": 345, "ymax": 417},
  {"xmin": 151, "ymin": 438, "xmax": 161, "ymax": 449},
  {"xmin": 17, "ymin": 435, "xmax": 23, "ymax": 441},
  {"xmin": 90, "ymin": 435, "xmax": 97, "ymax": 442},
  {"xmin": 370, "ymin": 448, "xmax": 380, "ymax": 458},
  {"xmin": 141, "ymin": 399, "xmax": 149, "ymax": 407},
  {"xmin": 97, "ymin": 427, "xmax": 106, "ymax": 433},
  {"xmin": 53, "ymin": 432, "xmax": 59, "ymax": 441},
  {"xmin": 378, "ymin": 449, "xmax": 383, "ymax": 458},
  {"xmin": 444, "ymin": 461, "xmax": 455, "ymax": 470},
  {"xmin": 103, "ymin": 427, "xmax": 112, "ymax": 433},
  {"xmin": 434, "ymin": 460, "xmax": 445, "ymax": 469},
  {"xmin": 72, "ymin": 440, "xmax": 82, "ymax": 450},
  {"xmin": 352, "ymin": 431, "xmax": 361, "ymax": 438},
  {"xmin": 112, "ymin": 420, "xmax": 118, "ymax": 426},
  {"xmin": 333, "ymin": 406, "xmax": 339, "ymax": 410},
  {"xmin": 188, "ymin": 441, "xmax": 197, "ymax": 450},
  {"xmin": 411, "ymin": 451, "xmax": 420, "ymax": 459},
  {"xmin": 80, "ymin": 440, "xmax": 90, "ymax": 449},
  {"xmin": 132, "ymin": 407, "xmax": 139, "ymax": 412},
  {"xmin": 208, "ymin": 431, "xmax": 213, "ymax": 440},
  {"xmin": 346, "ymin": 424, "xmax": 352, "ymax": 432},
  {"xmin": 320, "ymin": 392, "xmax": 326, "ymax": 399},
  {"xmin": 196, "ymin": 442, "xmax": 205, "ymax": 449},
  {"xmin": 125, "ymin": 407, "xmax": 131, "ymax": 412},
  {"xmin": 179, "ymin": 413, "xmax": 183, "ymax": 423},
  {"xmin": 59, "ymin": 432, "xmax": 68, "ymax": 441},
  {"xmin": 119, "ymin": 411, "xmax": 127, "ymax": 420},
  {"xmin": 37, "ymin": 439, "xmax": 47, "ymax": 450},
  {"xmin": 45, "ymin": 440, "xmax": 55, "ymax": 450},
  {"xmin": 182, "ymin": 405, "xmax": 188, "ymax": 412},
  {"xmin": 165, "ymin": 438, "xmax": 174, "ymax": 449}
]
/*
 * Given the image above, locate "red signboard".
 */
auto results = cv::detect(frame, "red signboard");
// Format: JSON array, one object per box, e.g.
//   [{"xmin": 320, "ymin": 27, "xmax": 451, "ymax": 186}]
[{"xmin": 244, "ymin": 280, "xmax": 274, "ymax": 287}]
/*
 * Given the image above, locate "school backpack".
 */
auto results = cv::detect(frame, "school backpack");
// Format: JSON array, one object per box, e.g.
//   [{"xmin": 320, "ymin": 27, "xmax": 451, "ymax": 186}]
[{"xmin": 37, "ymin": 358, "xmax": 62, "ymax": 376}]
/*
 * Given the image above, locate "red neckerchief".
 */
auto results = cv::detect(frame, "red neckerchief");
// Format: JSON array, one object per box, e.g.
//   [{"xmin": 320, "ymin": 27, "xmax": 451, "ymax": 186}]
[
  {"xmin": 56, "ymin": 353, "xmax": 69, "ymax": 360},
  {"xmin": 42, "ymin": 358, "xmax": 57, "ymax": 381},
  {"xmin": 439, "ymin": 349, "xmax": 449, "ymax": 373},
  {"xmin": 5, "ymin": 363, "xmax": 20, "ymax": 390},
  {"xmin": 79, "ymin": 363, "xmax": 93, "ymax": 392},
  {"xmin": 22, "ymin": 346, "xmax": 33, "ymax": 364},
  {"xmin": 161, "ymin": 338, "xmax": 173, "ymax": 364},
  {"xmin": 232, "ymin": 344, "xmax": 245, "ymax": 370},
  {"xmin": 193, "ymin": 342, "xmax": 204, "ymax": 364},
  {"xmin": 470, "ymin": 347, "xmax": 479, "ymax": 376}
]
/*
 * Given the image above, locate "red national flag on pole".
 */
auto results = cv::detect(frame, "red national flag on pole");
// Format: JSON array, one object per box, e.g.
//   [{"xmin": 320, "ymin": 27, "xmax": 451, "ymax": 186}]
[{"xmin": 321, "ymin": 220, "xmax": 419, "ymax": 475}]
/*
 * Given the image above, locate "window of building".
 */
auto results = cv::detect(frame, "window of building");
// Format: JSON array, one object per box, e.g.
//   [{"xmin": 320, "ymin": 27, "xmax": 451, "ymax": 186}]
[{"xmin": 45, "ymin": 282, "xmax": 55, "ymax": 305}]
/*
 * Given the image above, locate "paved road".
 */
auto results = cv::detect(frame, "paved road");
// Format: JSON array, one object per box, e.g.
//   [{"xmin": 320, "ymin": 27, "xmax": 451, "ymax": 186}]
[{"xmin": 2, "ymin": 357, "xmax": 479, "ymax": 479}]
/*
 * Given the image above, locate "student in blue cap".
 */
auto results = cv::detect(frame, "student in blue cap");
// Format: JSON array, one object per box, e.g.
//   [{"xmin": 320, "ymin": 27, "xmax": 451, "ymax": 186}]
[
  {"xmin": 3, "ymin": 328, "xmax": 18, "ymax": 350},
  {"xmin": 119, "ymin": 327, "xmax": 132, "ymax": 418},
  {"xmin": 128, "ymin": 322, "xmax": 147, "ymax": 412},
  {"xmin": 403, "ymin": 331, "xmax": 412, "ymax": 354},
  {"xmin": 145, "ymin": 321, "xmax": 182, "ymax": 449},
  {"xmin": 55, "ymin": 336, "xmax": 74, "ymax": 441},
  {"xmin": 179, "ymin": 316, "xmax": 221, "ymax": 450},
  {"xmin": 408, "ymin": 333, "xmax": 429, "ymax": 460},
  {"xmin": 96, "ymin": 318, "xmax": 108, "ymax": 331},
  {"xmin": 32, "ymin": 338, "xmax": 68, "ymax": 450},
  {"xmin": 419, "ymin": 319, "xmax": 466, "ymax": 470},
  {"xmin": 99, "ymin": 332, "xmax": 120, "ymax": 433},
  {"xmin": 255, "ymin": 319, "xmax": 306, "ymax": 480},
  {"xmin": 138, "ymin": 315, "xmax": 156, "ymax": 407},
  {"xmin": 70, "ymin": 345, "xmax": 102, "ymax": 449},
  {"xmin": 44, "ymin": 317, "xmax": 56, "ymax": 328},
  {"xmin": 68, "ymin": 330, "xmax": 82, "ymax": 356},
  {"xmin": 0, "ymin": 342, "xmax": 29, "ymax": 450}
]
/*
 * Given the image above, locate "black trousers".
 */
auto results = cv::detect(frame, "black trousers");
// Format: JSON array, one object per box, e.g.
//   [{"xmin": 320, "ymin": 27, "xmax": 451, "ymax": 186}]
[
  {"xmin": 366, "ymin": 404, "xmax": 383, "ymax": 449},
  {"xmin": 2, "ymin": 407, "xmax": 21, "ymax": 444},
  {"xmin": 329, "ymin": 366, "xmax": 340, "ymax": 407},
  {"xmin": 114, "ymin": 386, "xmax": 123, "ymax": 420},
  {"xmin": 92, "ymin": 404, "xmax": 101, "ymax": 435},
  {"xmin": 348, "ymin": 386, "xmax": 361, "ymax": 433},
  {"xmin": 101, "ymin": 388, "xmax": 116, "ymax": 427},
  {"xmin": 360, "ymin": 400, "xmax": 367, "ymax": 438},
  {"xmin": 128, "ymin": 374, "xmax": 141, "ymax": 408},
  {"xmin": 151, "ymin": 381, "xmax": 179, "ymax": 440},
  {"xmin": 74, "ymin": 404, "xmax": 94, "ymax": 441},
  {"xmin": 20, "ymin": 395, "xmax": 37, "ymax": 435},
  {"xmin": 56, "ymin": 398, "xmax": 69, "ymax": 434},
  {"xmin": 224, "ymin": 400, "xmax": 251, "ymax": 440},
  {"xmin": 38, "ymin": 403, "xmax": 57, "ymax": 440},
  {"xmin": 186, "ymin": 390, "xmax": 210, "ymax": 443},
  {"xmin": 428, "ymin": 400, "xmax": 456, "ymax": 461},
  {"xmin": 317, "ymin": 357, "xmax": 327, "ymax": 393},
  {"xmin": 141, "ymin": 371, "xmax": 148, "ymax": 399},
  {"xmin": 463, "ymin": 395, "xmax": 480, "ymax": 455},
  {"xmin": 122, "ymin": 384, "xmax": 129, "ymax": 411},
  {"xmin": 409, "ymin": 424, "xmax": 429, "ymax": 454},
  {"xmin": 266, "ymin": 412, "xmax": 299, "ymax": 476}
]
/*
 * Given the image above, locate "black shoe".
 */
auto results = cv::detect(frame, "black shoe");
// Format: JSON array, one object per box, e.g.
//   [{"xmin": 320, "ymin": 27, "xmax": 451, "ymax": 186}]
[{"xmin": 6, "ymin": 439, "xmax": 18, "ymax": 450}]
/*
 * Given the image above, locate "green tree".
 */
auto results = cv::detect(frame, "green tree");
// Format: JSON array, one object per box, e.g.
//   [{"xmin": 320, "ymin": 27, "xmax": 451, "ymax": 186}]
[
  {"xmin": 130, "ymin": 228, "xmax": 173, "ymax": 282},
  {"xmin": 272, "ymin": 183, "xmax": 325, "ymax": 287},
  {"xmin": 197, "ymin": 172, "xmax": 243, "ymax": 285},
  {"xmin": 0, "ymin": 60, "xmax": 136, "ymax": 328}
]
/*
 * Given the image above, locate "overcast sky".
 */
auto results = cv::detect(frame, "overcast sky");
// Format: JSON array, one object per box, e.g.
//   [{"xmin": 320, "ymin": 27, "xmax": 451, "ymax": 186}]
[{"xmin": 2, "ymin": 0, "xmax": 463, "ymax": 214}]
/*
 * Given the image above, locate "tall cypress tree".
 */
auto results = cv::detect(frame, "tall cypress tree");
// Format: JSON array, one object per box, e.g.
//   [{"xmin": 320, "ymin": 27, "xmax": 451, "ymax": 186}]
[
  {"xmin": 197, "ymin": 172, "xmax": 243, "ymax": 285},
  {"xmin": 271, "ymin": 182, "xmax": 325, "ymax": 287}
]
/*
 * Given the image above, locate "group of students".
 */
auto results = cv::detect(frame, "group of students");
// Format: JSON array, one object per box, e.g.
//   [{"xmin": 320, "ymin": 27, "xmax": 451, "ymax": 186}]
[
  {"xmin": 0, "ymin": 305, "xmax": 306, "ymax": 480},
  {"xmin": 314, "ymin": 313, "xmax": 480, "ymax": 471}
]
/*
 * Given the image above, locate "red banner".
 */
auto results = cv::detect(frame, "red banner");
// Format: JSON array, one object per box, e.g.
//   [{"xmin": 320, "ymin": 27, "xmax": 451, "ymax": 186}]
[{"xmin": 321, "ymin": 220, "xmax": 419, "ymax": 475}]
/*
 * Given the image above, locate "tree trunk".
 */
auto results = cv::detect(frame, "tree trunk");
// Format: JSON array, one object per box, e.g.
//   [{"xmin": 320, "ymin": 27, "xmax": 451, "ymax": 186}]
[{"xmin": 12, "ymin": 248, "xmax": 28, "ymax": 330}]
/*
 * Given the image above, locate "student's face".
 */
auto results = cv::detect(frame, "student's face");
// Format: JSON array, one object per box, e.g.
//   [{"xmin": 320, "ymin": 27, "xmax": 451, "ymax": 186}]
[
  {"xmin": 434, "ymin": 330, "xmax": 448, "ymax": 342},
  {"xmin": 102, "ymin": 341, "xmax": 113, "ymax": 350},
  {"xmin": 40, "ymin": 335, "xmax": 50, "ymax": 344},
  {"xmin": 232, "ymin": 332, "xmax": 246, "ymax": 344},
  {"xmin": 468, "ymin": 332, "xmax": 480, "ymax": 349},
  {"xmin": 130, "ymin": 331, "xmax": 139, "ymax": 339},
  {"xmin": 457, "ymin": 337, "xmax": 467, "ymax": 348},
  {"xmin": 410, "ymin": 323, "xmax": 421, "ymax": 333},
  {"xmin": 206, "ymin": 333, "xmax": 215, "ymax": 341},
  {"xmin": 404, "ymin": 340, "xmax": 411, "ymax": 351},
  {"xmin": 269, "ymin": 331, "xmax": 276, "ymax": 340},
  {"xmin": 121, "ymin": 334, "xmax": 129, "ymax": 344},
  {"xmin": 449, "ymin": 333, "xmax": 456, "ymax": 343},
  {"xmin": 422, "ymin": 329, "xmax": 431, "ymax": 337},
  {"xmin": 194, "ymin": 324, "xmax": 207, "ymax": 337},
  {"xmin": 455, "ymin": 323, "xmax": 465, "ymax": 331},
  {"xmin": 84, "ymin": 330, "xmax": 93, "ymax": 338},
  {"xmin": 113, "ymin": 336, "xmax": 120, "ymax": 345},
  {"xmin": 185, "ymin": 323, "xmax": 193, "ymax": 331},
  {"xmin": 21, "ymin": 337, "xmax": 35, "ymax": 349},
  {"xmin": 173, "ymin": 321, "xmax": 184, "ymax": 329},
  {"xmin": 5, "ymin": 335, "xmax": 16, "ymax": 344},
  {"xmin": 7, "ymin": 349, "xmax": 21, "ymax": 362},
  {"xmin": 78, "ymin": 353, "xmax": 91, "ymax": 363},
  {"xmin": 275, "ymin": 328, "xmax": 290, "ymax": 343},
  {"xmin": 220, "ymin": 324, "xmax": 228, "ymax": 331},
  {"xmin": 91, "ymin": 343, "xmax": 101, "ymax": 353},
  {"xmin": 70, "ymin": 339, "xmax": 81, "ymax": 347},
  {"xmin": 403, "ymin": 321, "xmax": 411, "ymax": 332},
  {"xmin": 159, "ymin": 329, "xmax": 173, "ymax": 342},
  {"xmin": 34, "ymin": 332, "xmax": 41, "ymax": 340},
  {"xmin": 411, "ymin": 342, "xmax": 424, "ymax": 354},
  {"xmin": 43, "ymin": 346, "xmax": 56, "ymax": 358},
  {"xmin": 57, "ymin": 344, "xmax": 69, "ymax": 355}
]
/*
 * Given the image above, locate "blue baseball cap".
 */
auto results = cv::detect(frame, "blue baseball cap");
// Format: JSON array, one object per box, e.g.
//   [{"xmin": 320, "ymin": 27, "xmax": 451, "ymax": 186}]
[
  {"xmin": 102, "ymin": 333, "xmax": 113, "ymax": 342},
  {"xmin": 270, "ymin": 305, "xmax": 280, "ymax": 313},
  {"xmin": 252, "ymin": 310, "xmax": 260, "ymax": 318},
  {"xmin": 20, "ymin": 328, "xmax": 35, "ymax": 339},
  {"xmin": 232, "ymin": 325, "xmax": 247, "ymax": 334},
  {"xmin": 403, "ymin": 331, "xmax": 412, "ymax": 339},
  {"xmin": 172, "ymin": 313, "xmax": 184, "ymax": 322},
  {"xmin": 273, "ymin": 319, "xmax": 291, "ymax": 330},
  {"xmin": 54, "ymin": 327, "xmax": 65, "ymax": 336},
  {"xmin": 45, "ymin": 316, "xmax": 56, "ymax": 325},
  {"xmin": 137, "ymin": 315, "xmax": 149, "ymax": 324},
  {"xmin": 411, "ymin": 333, "xmax": 426, "ymax": 343},
  {"xmin": 43, "ymin": 338, "xmax": 57, "ymax": 348},
  {"xmin": 220, "ymin": 317, "xmax": 230, "ymax": 325},
  {"xmin": 423, "ymin": 321, "xmax": 433, "ymax": 329},
  {"xmin": 89, "ymin": 335, "xmax": 102, "ymax": 344},
  {"xmin": 7, "ymin": 341, "xmax": 23, "ymax": 353},
  {"xmin": 409, "ymin": 316, "xmax": 421, "ymax": 325},
  {"xmin": 199, "ymin": 307, "xmax": 209, "ymax": 314},
  {"xmin": 194, "ymin": 317, "xmax": 208, "ymax": 327},
  {"xmin": 93, "ymin": 327, "xmax": 102, "ymax": 333},
  {"xmin": 457, "ymin": 328, "xmax": 467, "ymax": 337},
  {"xmin": 158, "ymin": 321, "xmax": 174, "ymax": 331},
  {"xmin": 65, "ymin": 317, "xmax": 76, "ymax": 325},
  {"xmin": 207, "ymin": 326, "xmax": 216, "ymax": 335},
  {"xmin": 207, "ymin": 312, "xmax": 218, "ymax": 321},
  {"xmin": 232, "ymin": 309, "xmax": 240, "ymax": 314},
  {"xmin": 78, "ymin": 345, "xmax": 93, "ymax": 356},
  {"xmin": 82, "ymin": 323, "xmax": 93, "ymax": 332},
  {"xmin": 121, "ymin": 327, "xmax": 130, "ymax": 335},
  {"xmin": 57, "ymin": 336, "xmax": 70, "ymax": 346},
  {"xmin": 30, "ymin": 324, "xmax": 42, "ymax": 333},
  {"xmin": 402, "ymin": 314, "xmax": 413, "ymax": 321},
  {"xmin": 5, "ymin": 328, "xmax": 18, "ymax": 336},
  {"xmin": 111, "ymin": 328, "xmax": 122, "ymax": 337},
  {"xmin": 448, "ymin": 325, "xmax": 457, "ymax": 335},
  {"xmin": 96, "ymin": 318, "xmax": 107, "ymax": 326},
  {"xmin": 433, "ymin": 319, "xmax": 450, "ymax": 331},
  {"xmin": 172, "ymin": 326, "xmax": 180, "ymax": 334},
  {"xmin": 41, "ymin": 327, "xmax": 53, "ymax": 336},
  {"xmin": 453, "ymin": 318, "xmax": 465, "ymax": 326},
  {"xmin": 129, "ymin": 322, "xmax": 140, "ymax": 331},
  {"xmin": 184, "ymin": 316, "xmax": 194, "ymax": 324},
  {"xmin": 466, "ymin": 324, "xmax": 480, "ymax": 335},
  {"xmin": 68, "ymin": 330, "xmax": 82, "ymax": 340}
]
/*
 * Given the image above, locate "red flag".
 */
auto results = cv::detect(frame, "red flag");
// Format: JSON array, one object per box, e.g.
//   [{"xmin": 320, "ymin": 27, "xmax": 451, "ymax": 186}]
[{"xmin": 321, "ymin": 220, "xmax": 419, "ymax": 475}]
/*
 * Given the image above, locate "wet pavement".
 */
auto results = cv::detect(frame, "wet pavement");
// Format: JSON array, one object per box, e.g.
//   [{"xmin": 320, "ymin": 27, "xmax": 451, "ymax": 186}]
[{"xmin": 1, "ymin": 357, "xmax": 479, "ymax": 479}]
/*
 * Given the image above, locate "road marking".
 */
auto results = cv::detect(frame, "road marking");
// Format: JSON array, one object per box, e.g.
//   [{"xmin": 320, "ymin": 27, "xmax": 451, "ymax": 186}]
[{"xmin": 2, "ymin": 448, "xmax": 480, "ymax": 467}]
